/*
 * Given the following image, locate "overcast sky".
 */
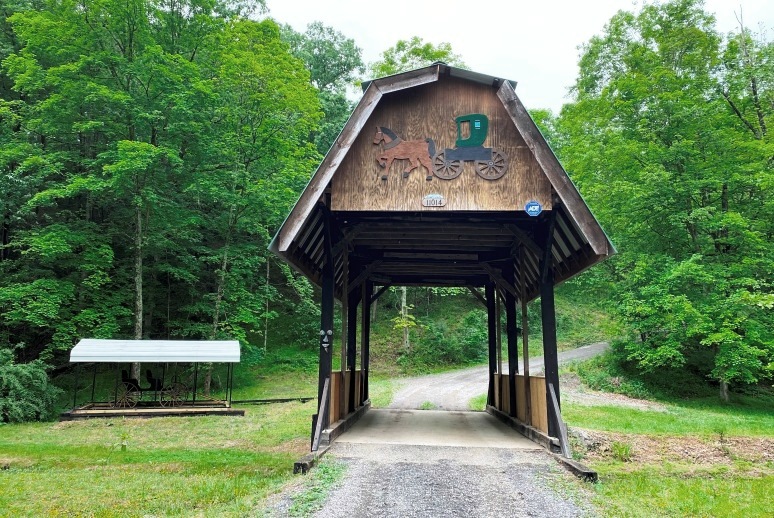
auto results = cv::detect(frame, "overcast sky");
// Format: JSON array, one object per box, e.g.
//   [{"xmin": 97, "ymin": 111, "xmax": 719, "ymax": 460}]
[{"xmin": 264, "ymin": 0, "xmax": 773, "ymax": 113}]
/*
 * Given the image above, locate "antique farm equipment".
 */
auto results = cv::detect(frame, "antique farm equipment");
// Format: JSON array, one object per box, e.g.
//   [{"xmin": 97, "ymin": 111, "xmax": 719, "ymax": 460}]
[
  {"xmin": 373, "ymin": 126, "xmax": 437, "ymax": 180},
  {"xmin": 432, "ymin": 114, "xmax": 508, "ymax": 180}
]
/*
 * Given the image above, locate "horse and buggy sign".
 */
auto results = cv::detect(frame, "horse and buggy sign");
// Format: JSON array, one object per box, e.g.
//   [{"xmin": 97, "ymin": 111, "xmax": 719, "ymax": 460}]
[{"xmin": 372, "ymin": 113, "xmax": 508, "ymax": 181}]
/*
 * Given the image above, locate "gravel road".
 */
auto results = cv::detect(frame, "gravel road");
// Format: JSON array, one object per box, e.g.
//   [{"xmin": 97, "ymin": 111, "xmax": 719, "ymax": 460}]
[
  {"xmin": 389, "ymin": 342, "xmax": 609, "ymax": 411},
  {"xmin": 265, "ymin": 343, "xmax": 608, "ymax": 517},
  {"xmin": 314, "ymin": 443, "xmax": 592, "ymax": 518}
]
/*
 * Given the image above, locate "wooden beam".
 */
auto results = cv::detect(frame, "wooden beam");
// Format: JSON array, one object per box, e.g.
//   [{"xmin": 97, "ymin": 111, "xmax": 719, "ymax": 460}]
[
  {"xmin": 481, "ymin": 263, "xmax": 519, "ymax": 299},
  {"xmin": 348, "ymin": 261, "xmax": 382, "ymax": 294},
  {"xmin": 340, "ymin": 248, "xmax": 348, "ymax": 381},
  {"xmin": 497, "ymin": 81, "xmax": 614, "ymax": 257},
  {"xmin": 538, "ymin": 215, "xmax": 560, "ymax": 438},
  {"xmin": 467, "ymin": 286, "xmax": 487, "ymax": 308},
  {"xmin": 519, "ymin": 245, "xmax": 532, "ymax": 426},
  {"xmin": 382, "ymin": 252, "xmax": 479, "ymax": 261},
  {"xmin": 371, "ymin": 64, "xmax": 440, "ymax": 94},
  {"xmin": 370, "ymin": 284, "xmax": 391, "ymax": 304},
  {"xmin": 486, "ymin": 283, "xmax": 497, "ymax": 407},
  {"xmin": 504, "ymin": 263, "xmax": 519, "ymax": 418},
  {"xmin": 317, "ymin": 210, "xmax": 335, "ymax": 433},
  {"xmin": 347, "ymin": 283, "xmax": 359, "ymax": 413},
  {"xmin": 361, "ymin": 281, "xmax": 373, "ymax": 402},
  {"xmin": 504, "ymin": 224, "xmax": 541, "ymax": 256}
]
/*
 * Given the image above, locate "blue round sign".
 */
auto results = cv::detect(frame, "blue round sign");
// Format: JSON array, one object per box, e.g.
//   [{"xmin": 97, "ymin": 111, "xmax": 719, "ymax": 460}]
[{"xmin": 525, "ymin": 200, "xmax": 543, "ymax": 217}]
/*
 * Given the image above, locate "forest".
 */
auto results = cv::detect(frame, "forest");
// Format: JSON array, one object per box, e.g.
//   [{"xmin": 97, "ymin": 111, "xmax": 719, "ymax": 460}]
[{"xmin": 0, "ymin": 0, "xmax": 772, "ymax": 421}]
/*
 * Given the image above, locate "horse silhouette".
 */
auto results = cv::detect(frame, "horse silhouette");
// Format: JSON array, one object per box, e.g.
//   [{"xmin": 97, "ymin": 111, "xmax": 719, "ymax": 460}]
[{"xmin": 373, "ymin": 126, "xmax": 436, "ymax": 180}]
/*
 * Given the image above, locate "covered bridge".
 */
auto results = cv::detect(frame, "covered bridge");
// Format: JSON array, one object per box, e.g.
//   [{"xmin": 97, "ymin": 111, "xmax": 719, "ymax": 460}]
[{"xmin": 270, "ymin": 63, "xmax": 614, "ymax": 451}]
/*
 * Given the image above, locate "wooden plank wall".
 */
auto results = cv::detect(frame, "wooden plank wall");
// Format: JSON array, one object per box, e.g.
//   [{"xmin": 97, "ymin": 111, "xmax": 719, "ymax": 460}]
[
  {"xmin": 515, "ymin": 375, "xmax": 527, "ymax": 423},
  {"xmin": 354, "ymin": 370, "xmax": 362, "ymax": 406},
  {"xmin": 330, "ymin": 370, "xmax": 365, "ymax": 424},
  {"xmin": 329, "ymin": 372, "xmax": 342, "ymax": 424},
  {"xmin": 494, "ymin": 373, "xmax": 549, "ymax": 435},
  {"xmin": 529, "ymin": 375, "xmax": 548, "ymax": 434},
  {"xmin": 332, "ymin": 77, "xmax": 552, "ymax": 212}
]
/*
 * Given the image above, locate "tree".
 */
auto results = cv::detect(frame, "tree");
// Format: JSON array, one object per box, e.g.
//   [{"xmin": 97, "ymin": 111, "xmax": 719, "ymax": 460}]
[
  {"xmin": 281, "ymin": 21, "xmax": 363, "ymax": 154},
  {"xmin": 368, "ymin": 36, "xmax": 466, "ymax": 78},
  {"xmin": 0, "ymin": 0, "xmax": 322, "ymax": 381},
  {"xmin": 556, "ymin": 0, "xmax": 773, "ymax": 399}
]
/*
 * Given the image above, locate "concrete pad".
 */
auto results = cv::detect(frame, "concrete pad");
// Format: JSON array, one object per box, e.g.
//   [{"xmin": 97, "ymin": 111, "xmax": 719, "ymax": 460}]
[{"xmin": 336, "ymin": 408, "xmax": 541, "ymax": 449}]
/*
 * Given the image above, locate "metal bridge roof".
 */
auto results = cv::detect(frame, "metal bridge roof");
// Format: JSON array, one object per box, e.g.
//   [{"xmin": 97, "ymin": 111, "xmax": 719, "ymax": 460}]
[{"xmin": 70, "ymin": 339, "xmax": 241, "ymax": 363}]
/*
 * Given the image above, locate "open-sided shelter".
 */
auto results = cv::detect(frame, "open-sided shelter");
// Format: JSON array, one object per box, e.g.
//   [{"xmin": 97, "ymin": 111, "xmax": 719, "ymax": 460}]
[
  {"xmin": 63, "ymin": 339, "xmax": 242, "ymax": 419},
  {"xmin": 270, "ymin": 63, "xmax": 614, "ymax": 451}
]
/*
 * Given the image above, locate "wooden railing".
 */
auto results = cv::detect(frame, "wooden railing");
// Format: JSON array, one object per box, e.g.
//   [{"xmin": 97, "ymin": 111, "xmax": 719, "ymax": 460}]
[
  {"xmin": 547, "ymin": 383, "xmax": 571, "ymax": 458},
  {"xmin": 312, "ymin": 377, "xmax": 330, "ymax": 452}
]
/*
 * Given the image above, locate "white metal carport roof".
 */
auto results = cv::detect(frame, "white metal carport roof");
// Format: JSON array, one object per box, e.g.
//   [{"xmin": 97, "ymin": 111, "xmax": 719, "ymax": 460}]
[{"xmin": 70, "ymin": 339, "xmax": 241, "ymax": 363}]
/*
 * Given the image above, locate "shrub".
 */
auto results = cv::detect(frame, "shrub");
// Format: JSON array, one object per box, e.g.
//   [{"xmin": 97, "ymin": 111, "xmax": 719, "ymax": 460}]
[{"xmin": 0, "ymin": 349, "xmax": 62, "ymax": 422}]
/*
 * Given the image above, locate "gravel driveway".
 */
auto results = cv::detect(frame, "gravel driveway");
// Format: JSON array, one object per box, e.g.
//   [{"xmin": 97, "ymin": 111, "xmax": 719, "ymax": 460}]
[
  {"xmin": 315, "ymin": 443, "xmax": 592, "ymax": 517},
  {"xmin": 271, "ymin": 344, "xmax": 608, "ymax": 517},
  {"xmin": 389, "ymin": 342, "xmax": 609, "ymax": 411}
]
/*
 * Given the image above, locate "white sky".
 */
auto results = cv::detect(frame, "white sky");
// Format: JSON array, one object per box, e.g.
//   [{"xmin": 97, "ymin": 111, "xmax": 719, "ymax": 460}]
[{"xmin": 264, "ymin": 0, "xmax": 774, "ymax": 113}]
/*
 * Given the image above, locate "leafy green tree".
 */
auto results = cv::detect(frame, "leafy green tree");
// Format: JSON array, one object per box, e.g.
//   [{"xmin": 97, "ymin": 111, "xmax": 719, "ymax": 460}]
[
  {"xmin": 368, "ymin": 36, "xmax": 466, "ymax": 78},
  {"xmin": 556, "ymin": 0, "xmax": 773, "ymax": 399},
  {"xmin": 281, "ymin": 21, "xmax": 363, "ymax": 154},
  {"xmin": 0, "ymin": 0, "xmax": 322, "ymax": 384}
]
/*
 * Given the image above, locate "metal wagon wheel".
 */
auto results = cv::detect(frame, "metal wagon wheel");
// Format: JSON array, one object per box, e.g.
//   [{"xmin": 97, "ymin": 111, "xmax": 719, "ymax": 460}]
[
  {"xmin": 432, "ymin": 152, "xmax": 463, "ymax": 180},
  {"xmin": 113, "ymin": 384, "xmax": 140, "ymax": 408},
  {"xmin": 474, "ymin": 149, "xmax": 508, "ymax": 180},
  {"xmin": 160, "ymin": 382, "xmax": 187, "ymax": 407}
]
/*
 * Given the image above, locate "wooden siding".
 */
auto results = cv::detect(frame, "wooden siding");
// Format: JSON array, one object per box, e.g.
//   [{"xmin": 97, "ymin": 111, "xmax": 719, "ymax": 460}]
[
  {"xmin": 332, "ymin": 78, "xmax": 552, "ymax": 212},
  {"xmin": 496, "ymin": 373, "xmax": 549, "ymax": 434}
]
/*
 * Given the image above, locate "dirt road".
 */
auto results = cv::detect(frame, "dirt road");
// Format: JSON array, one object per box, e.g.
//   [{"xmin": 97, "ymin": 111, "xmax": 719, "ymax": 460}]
[{"xmin": 389, "ymin": 342, "xmax": 609, "ymax": 411}]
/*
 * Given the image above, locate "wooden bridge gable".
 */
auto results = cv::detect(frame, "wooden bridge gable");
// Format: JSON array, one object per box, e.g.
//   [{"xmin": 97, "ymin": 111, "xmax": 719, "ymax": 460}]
[
  {"xmin": 270, "ymin": 64, "xmax": 615, "ymax": 297},
  {"xmin": 331, "ymin": 77, "xmax": 552, "ymax": 213}
]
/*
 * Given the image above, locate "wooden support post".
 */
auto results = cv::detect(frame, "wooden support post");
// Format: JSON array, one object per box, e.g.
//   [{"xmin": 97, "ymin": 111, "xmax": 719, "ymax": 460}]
[
  {"xmin": 504, "ymin": 262, "xmax": 519, "ymax": 418},
  {"xmin": 496, "ymin": 290, "xmax": 502, "ymax": 406},
  {"xmin": 486, "ymin": 283, "xmax": 497, "ymax": 407},
  {"xmin": 340, "ymin": 247, "xmax": 348, "ymax": 379},
  {"xmin": 540, "ymin": 212, "xmax": 560, "ymax": 438},
  {"xmin": 361, "ymin": 281, "xmax": 373, "ymax": 402},
  {"xmin": 316, "ymin": 211, "xmax": 335, "ymax": 436},
  {"xmin": 519, "ymin": 245, "xmax": 532, "ymax": 425},
  {"xmin": 347, "ymin": 279, "xmax": 359, "ymax": 413}
]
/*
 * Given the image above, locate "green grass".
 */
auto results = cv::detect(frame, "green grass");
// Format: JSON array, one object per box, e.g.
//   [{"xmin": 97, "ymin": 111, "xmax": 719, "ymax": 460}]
[
  {"xmin": 563, "ymin": 398, "xmax": 774, "ymax": 437},
  {"xmin": 564, "ymin": 353, "xmax": 774, "ymax": 517},
  {"xmin": 287, "ymin": 459, "xmax": 346, "ymax": 516},
  {"xmin": 0, "ymin": 401, "xmax": 314, "ymax": 517},
  {"xmin": 591, "ymin": 466, "xmax": 773, "ymax": 517},
  {"xmin": 468, "ymin": 393, "xmax": 487, "ymax": 411},
  {"xmin": 418, "ymin": 401, "xmax": 438, "ymax": 410},
  {"xmin": 368, "ymin": 375, "xmax": 399, "ymax": 408}
]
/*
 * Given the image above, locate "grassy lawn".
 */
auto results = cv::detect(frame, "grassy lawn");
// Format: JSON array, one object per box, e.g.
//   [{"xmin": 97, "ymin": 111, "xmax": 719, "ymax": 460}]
[
  {"xmin": 0, "ymin": 400, "xmax": 315, "ymax": 516},
  {"xmin": 589, "ymin": 465, "xmax": 773, "ymax": 518},
  {"xmin": 2, "ymin": 353, "xmax": 325, "ymax": 517},
  {"xmin": 0, "ymin": 342, "xmax": 407, "ymax": 517},
  {"xmin": 564, "ymin": 387, "xmax": 774, "ymax": 517},
  {"xmin": 563, "ymin": 396, "xmax": 774, "ymax": 437}
]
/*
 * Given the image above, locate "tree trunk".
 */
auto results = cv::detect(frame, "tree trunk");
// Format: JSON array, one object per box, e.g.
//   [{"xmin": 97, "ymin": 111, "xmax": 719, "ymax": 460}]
[
  {"xmin": 207, "ymin": 243, "xmax": 229, "ymax": 397},
  {"xmin": 401, "ymin": 286, "xmax": 409, "ymax": 351},
  {"xmin": 719, "ymin": 380, "xmax": 730, "ymax": 402},
  {"xmin": 131, "ymin": 205, "xmax": 143, "ymax": 381},
  {"xmin": 264, "ymin": 258, "xmax": 269, "ymax": 353}
]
